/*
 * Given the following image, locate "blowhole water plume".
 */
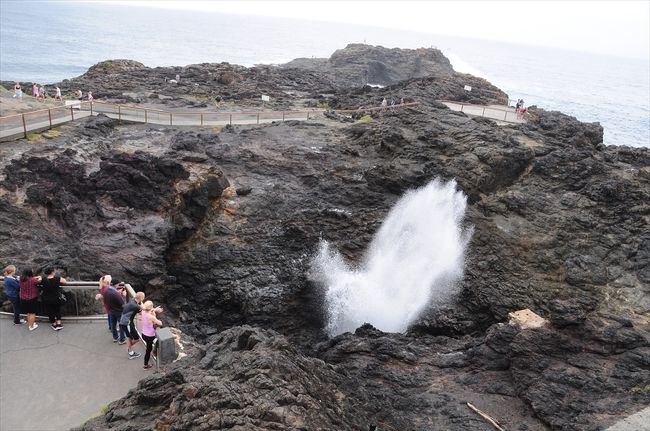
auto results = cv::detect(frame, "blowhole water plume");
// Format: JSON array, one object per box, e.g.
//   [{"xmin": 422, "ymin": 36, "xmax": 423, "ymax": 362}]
[{"xmin": 312, "ymin": 179, "xmax": 472, "ymax": 336}]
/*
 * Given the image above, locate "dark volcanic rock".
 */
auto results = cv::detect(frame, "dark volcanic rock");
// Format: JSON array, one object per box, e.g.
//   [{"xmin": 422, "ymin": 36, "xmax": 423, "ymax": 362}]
[{"xmin": 2, "ymin": 45, "xmax": 649, "ymax": 430}]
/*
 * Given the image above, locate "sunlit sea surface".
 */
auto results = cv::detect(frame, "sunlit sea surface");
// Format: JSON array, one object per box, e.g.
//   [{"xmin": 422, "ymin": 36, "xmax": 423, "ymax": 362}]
[{"xmin": 1, "ymin": 1, "xmax": 648, "ymax": 147}]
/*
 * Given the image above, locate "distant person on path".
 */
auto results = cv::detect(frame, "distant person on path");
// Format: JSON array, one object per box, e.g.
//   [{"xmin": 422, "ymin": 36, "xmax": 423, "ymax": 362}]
[
  {"xmin": 54, "ymin": 86, "xmax": 62, "ymax": 102},
  {"xmin": 175, "ymin": 74, "xmax": 180, "ymax": 82},
  {"xmin": 13, "ymin": 83, "xmax": 22, "ymax": 99},
  {"xmin": 390, "ymin": 99, "xmax": 396, "ymax": 109},
  {"xmin": 87, "ymin": 91, "xmax": 93, "ymax": 102},
  {"xmin": 517, "ymin": 100, "xmax": 526, "ymax": 119},
  {"xmin": 104, "ymin": 279, "xmax": 126, "ymax": 343},
  {"xmin": 32, "ymin": 83, "xmax": 39, "ymax": 99},
  {"xmin": 40, "ymin": 85, "xmax": 47, "ymax": 100},
  {"xmin": 141, "ymin": 300, "xmax": 163, "ymax": 370},
  {"xmin": 76, "ymin": 90, "xmax": 83, "ymax": 101},
  {"xmin": 19, "ymin": 269, "xmax": 41, "ymax": 331},
  {"xmin": 40, "ymin": 268, "xmax": 67, "ymax": 331},
  {"xmin": 119, "ymin": 289, "xmax": 144, "ymax": 360},
  {"xmin": 381, "ymin": 97, "xmax": 387, "ymax": 111},
  {"xmin": 3, "ymin": 265, "xmax": 25, "ymax": 325},
  {"xmin": 400, "ymin": 98, "xmax": 404, "ymax": 105}
]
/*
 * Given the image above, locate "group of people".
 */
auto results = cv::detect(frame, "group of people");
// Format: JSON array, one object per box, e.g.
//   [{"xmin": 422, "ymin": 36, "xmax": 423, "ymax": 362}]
[
  {"xmin": 3, "ymin": 265, "xmax": 66, "ymax": 331},
  {"xmin": 3, "ymin": 266, "xmax": 163, "ymax": 370},
  {"xmin": 12, "ymin": 82, "xmax": 92, "ymax": 103},
  {"xmin": 380, "ymin": 97, "xmax": 405, "ymax": 111},
  {"xmin": 515, "ymin": 99, "xmax": 526, "ymax": 118},
  {"xmin": 97, "ymin": 274, "xmax": 162, "ymax": 369}
]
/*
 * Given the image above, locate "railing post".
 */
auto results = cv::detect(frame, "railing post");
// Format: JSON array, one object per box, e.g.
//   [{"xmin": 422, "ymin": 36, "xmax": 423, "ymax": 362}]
[
  {"xmin": 282, "ymin": 112, "xmax": 285, "ymax": 121},
  {"xmin": 170, "ymin": 113, "xmax": 172, "ymax": 126},
  {"xmin": 482, "ymin": 107, "xmax": 485, "ymax": 116},
  {"xmin": 307, "ymin": 111, "xmax": 310, "ymax": 119},
  {"xmin": 144, "ymin": 109, "xmax": 148, "ymax": 124},
  {"xmin": 48, "ymin": 109, "xmax": 52, "ymax": 129},
  {"xmin": 460, "ymin": 105, "xmax": 464, "ymax": 112},
  {"xmin": 200, "ymin": 113, "xmax": 203, "ymax": 126},
  {"xmin": 504, "ymin": 111, "xmax": 507, "ymax": 121},
  {"xmin": 229, "ymin": 114, "xmax": 232, "ymax": 125},
  {"xmin": 118, "ymin": 105, "xmax": 121, "ymax": 123},
  {"xmin": 22, "ymin": 114, "xmax": 27, "ymax": 138},
  {"xmin": 70, "ymin": 106, "xmax": 74, "ymax": 121},
  {"xmin": 257, "ymin": 113, "xmax": 260, "ymax": 124},
  {"xmin": 90, "ymin": 102, "xmax": 93, "ymax": 116}
]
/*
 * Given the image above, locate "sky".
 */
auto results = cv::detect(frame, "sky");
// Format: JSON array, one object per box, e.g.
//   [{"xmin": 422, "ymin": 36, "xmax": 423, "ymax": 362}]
[{"xmin": 108, "ymin": 0, "xmax": 650, "ymax": 60}]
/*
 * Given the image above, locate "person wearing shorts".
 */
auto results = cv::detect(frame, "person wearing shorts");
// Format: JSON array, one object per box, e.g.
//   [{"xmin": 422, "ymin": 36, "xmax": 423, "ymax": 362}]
[
  {"xmin": 19, "ymin": 269, "xmax": 42, "ymax": 331},
  {"xmin": 119, "ymin": 291, "xmax": 144, "ymax": 359}
]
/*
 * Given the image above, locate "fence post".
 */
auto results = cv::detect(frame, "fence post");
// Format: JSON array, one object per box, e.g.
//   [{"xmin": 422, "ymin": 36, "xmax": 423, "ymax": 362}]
[
  {"xmin": 22, "ymin": 114, "xmax": 27, "ymax": 138},
  {"xmin": 229, "ymin": 114, "xmax": 232, "ymax": 125},
  {"xmin": 48, "ymin": 109, "xmax": 52, "ymax": 129},
  {"xmin": 282, "ymin": 112, "xmax": 285, "ymax": 121},
  {"xmin": 144, "ymin": 109, "xmax": 148, "ymax": 124},
  {"xmin": 70, "ymin": 106, "xmax": 74, "ymax": 121},
  {"xmin": 482, "ymin": 107, "xmax": 485, "ymax": 116},
  {"xmin": 201, "ymin": 113, "xmax": 203, "ymax": 126},
  {"xmin": 460, "ymin": 105, "xmax": 464, "ymax": 112},
  {"xmin": 170, "ymin": 113, "xmax": 172, "ymax": 125},
  {"xmin": 118, "ymin": 105, "xmax": 121, "ymax": 123},
  {"xmin": 256, "ymin": 113, "xmax": 259, "ymax": 124},
  {"xmin": 90, "ymin": 102, "xmax": 93, "ymax": 116},
  {"xmin": 307, "ymin": 111, "xmax": 310, "ymax": 120},
  {"xmin": 503, "ymin": 110, "xmax": 507, "ymax": 121}
]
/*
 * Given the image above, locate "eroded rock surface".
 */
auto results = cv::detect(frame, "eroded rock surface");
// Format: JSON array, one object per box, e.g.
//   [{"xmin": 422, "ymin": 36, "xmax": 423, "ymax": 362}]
[{"xmin": 1, "ymin": 45, "xmax": 649, "ymax": 430}]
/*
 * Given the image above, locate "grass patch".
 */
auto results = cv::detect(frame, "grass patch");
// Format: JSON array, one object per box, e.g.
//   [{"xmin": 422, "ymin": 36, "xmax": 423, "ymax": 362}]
[
  {"xmin": 630, "ymin": 384, "xmax": 650, "ymax": 394},
  {"xmin": 355, "ymin": 115, "xmax": 373, "ymax": 124},
  {"xmin": 26, "ymin": 131, "xmax": 42, "ymax": 142},
  {"xmin": 43, "ymin": 129, "xmax": 61, "ymax": 138},
  {"xmin": 0, "ymin": 84, "xmax": 9, "ymax": 92},
  {"xmin": 317, "ymin": 102, "xmax": 330, "ymax": 109}
]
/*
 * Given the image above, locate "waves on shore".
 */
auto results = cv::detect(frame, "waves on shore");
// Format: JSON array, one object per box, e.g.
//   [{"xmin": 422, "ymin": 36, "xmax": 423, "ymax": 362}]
[{"xmin": 313, "ymin": 179, "xmax": 472, "ymax": 336}]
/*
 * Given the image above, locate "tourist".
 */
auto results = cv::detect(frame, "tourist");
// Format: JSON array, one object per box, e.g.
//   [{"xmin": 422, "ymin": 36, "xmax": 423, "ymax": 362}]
[
  {"xmin": 175, "ymin": 73, "xmax": 180, "ymax": 82},
  {"xmin": 141, "ymin": 300, "xmax": 163, "ymax": 370},
  {"xmin": 54, "ymin": 86, "xmax": 62, "ymax": 102},
  {"xmin": 40, "ymin": 84, "xmax": 47, "ymax": 100},
  {"xmin": 87, "ymin": 91, "xmax": 93, "ymax": 102},
  {"xmin": 13, "ymin": 83, "xmax": 22, "ymax": 99},
  {"xmin": 97, "ymin": 275, "xmax": 113, "ymax": 332},
  {"xmin": 3, "ymin": 265, "xmax": 25, "ymax": 325},
  {"xmin": 19, "ymin": 269, "xmax": 41, "ymax": 331},
  {"xmin": 119, "ymin": 289, "xmax": 144, "ymax": 360},
  {"xmin": 104, "ymin": 279, "xmax": 126, "ymax": 343},
  {"xmin": 76, "ymin": 89, "xmax": 83, "ymax": 101},
  {"xmin": 381, "ymin": 97, "xmax": 387, "ymax": 111},
  {"xmin": 40, "ymin": 268, "xmax": 67, "ymax": 330},
  {"xmin": 32, "ymin": 83, "xmax": 39, "ymax": 99},
  {"xmin": 400, "ymin": 98, "xmax": 404, "ymax": 105}
]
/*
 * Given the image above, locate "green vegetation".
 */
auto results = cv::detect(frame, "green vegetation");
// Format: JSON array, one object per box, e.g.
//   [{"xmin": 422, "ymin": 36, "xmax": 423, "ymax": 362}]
[
  {"xmin": 317, "ymin": 102, "xmax": 331, "ymax": 109},
  {"xmin": 80, "ymin": 404, "xmax": 110, "ymax": 427},
  {"xmin": 0, "ymin": 84, "xmax": 9, "ymax": 92},
  {"xmin": 43, "ymin": 129, "xmax": 61, "ymax": 138},
  {"xmin": 630, "ymin": 384, "xmax": 650, "ymax": 394},
  {"xmin": 355, "ymin": 115, "xmax": 373, "ymax": 124},
  {"xmin": 96, "ymin": 60, "xmax": 113, "ymax": 68},
  {"xmin": 26, "ymin": 131, "xmax": 42, "ymax": 142}
]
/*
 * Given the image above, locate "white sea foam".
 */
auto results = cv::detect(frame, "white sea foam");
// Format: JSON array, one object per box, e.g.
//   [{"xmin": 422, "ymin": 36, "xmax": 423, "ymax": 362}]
[{"xmin": 312, "ymin": 179, "xmax": 472, "ymax": 336}]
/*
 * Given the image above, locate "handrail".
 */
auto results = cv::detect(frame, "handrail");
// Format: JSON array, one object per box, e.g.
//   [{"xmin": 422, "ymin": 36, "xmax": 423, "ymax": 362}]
[{"xmin": 334, "ymin": 102, "xmax": 419, "ymax": 114}]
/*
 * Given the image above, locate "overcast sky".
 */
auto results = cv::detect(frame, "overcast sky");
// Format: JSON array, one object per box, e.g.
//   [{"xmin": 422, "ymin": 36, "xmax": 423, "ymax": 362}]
[{"xmin": 112, "ymin": 0, "xmax": 650, "ymax": 60}]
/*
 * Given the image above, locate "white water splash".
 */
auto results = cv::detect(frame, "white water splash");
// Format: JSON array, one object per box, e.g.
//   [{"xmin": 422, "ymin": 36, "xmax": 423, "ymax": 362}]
[{"xmin": 312, "ymin": 179, "xmax": 472, "ymax": 336}]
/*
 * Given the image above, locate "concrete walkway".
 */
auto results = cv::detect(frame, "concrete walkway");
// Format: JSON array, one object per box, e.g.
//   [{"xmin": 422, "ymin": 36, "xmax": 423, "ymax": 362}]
[
  {"xmin": 441, "ymin": 101, "xmax": 525, "ymax": 124},
  {"xmin": 0, "ymin": 316, "xmax": 151, "ymax": 431},
  {"xmin": 605, "ymin": 407, "xmax": 650, "ymax": 431}
]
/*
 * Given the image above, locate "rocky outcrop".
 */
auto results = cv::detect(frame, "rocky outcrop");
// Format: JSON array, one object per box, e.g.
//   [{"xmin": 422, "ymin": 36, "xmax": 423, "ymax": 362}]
[{"xmin": 2, "ymin": 46, "xmax": 649, "ymax": 430}]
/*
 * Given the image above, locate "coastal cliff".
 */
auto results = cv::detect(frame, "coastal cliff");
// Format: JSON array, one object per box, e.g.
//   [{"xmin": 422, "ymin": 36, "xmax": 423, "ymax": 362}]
[{"xmin": 1, "ymin": 45, "xmax": 648, "ymax": 430}]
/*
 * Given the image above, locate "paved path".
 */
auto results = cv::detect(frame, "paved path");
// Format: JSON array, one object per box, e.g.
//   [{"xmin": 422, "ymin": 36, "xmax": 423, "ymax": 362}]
[
  {"xmin": 0, "ymin": 316, "xmax": 150, "ymax": 431},
  {"xmin": 441, "ymin": 101, "xmax": 525, "ymax": 124},
  {"xmin": 605, "ymin": 407, "xmax": 650, "ymax": 431}
]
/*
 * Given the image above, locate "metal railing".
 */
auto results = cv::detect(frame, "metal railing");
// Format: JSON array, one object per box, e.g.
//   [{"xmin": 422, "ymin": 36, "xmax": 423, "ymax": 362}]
[{"xmin": 0, "ymin": 101, "xmax": 324, "ymax": 140}]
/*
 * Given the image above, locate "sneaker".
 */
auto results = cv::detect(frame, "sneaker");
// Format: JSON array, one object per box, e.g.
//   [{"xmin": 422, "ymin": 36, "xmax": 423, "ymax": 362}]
[
  {"xmin": 51, "ymin": 324, "xmax": 58, "ymax": 331},
  {"xmin": 14, "ymin": 319, "xmax": 27, "ymax": 325},
  {"xmin": 113, "ymin": 338, "xmax": 118, "ymax": 343},
  {"xmin": 128, "ymin": 352, "xmax": 141, "ymax": 360},
  {"xmin": 118, "ymin": 339, "xmax": 126, "ymax": 345},
  {"xmin": 55, "ymin": 324, "xmax": 63, "ymax": 331},
  {"xmin": 29, "ymin": 324, "xmax": 39, "ymax": 331},
  {"xmin": 143, "ymin": 364, "xmax": 153, "ymax": 370}
]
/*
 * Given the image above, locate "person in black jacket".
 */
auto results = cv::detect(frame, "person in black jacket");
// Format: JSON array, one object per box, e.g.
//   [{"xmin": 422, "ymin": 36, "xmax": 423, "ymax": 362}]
[{"xmin": 40, "ymin": 268, "xmax": 67, "ymax": 331}]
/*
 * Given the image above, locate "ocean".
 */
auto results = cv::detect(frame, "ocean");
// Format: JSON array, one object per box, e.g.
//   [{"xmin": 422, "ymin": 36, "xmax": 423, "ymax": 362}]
[{"xmin": 1, "ymin": 1, "xmax": 648, "ymax": 148}]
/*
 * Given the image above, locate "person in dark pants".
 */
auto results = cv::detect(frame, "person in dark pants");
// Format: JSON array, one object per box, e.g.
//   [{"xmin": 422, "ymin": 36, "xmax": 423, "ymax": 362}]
[
  {"xmin": 19, "ymin": 269, "xmax": 41, "ymax": 331},
  {"xmin": 141, "ymin": 300, "xmax": 163, "ymax": 369},
  {"xmin": 104, "ymin": 282, "xmax": 126, "ymax": 343},
  {"xmin": 3, "ymin": 265, "xmax": 25, "ymax": 325},
  {"xmin": 40, "ymin": 268, "xmax": 67, "ymax": 331},
  {"xmin": 120, "ymin": 290, "xmax": 144, "ymax": 360}
]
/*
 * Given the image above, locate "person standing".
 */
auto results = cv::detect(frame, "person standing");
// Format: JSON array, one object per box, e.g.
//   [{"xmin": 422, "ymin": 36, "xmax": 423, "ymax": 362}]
[
  {"xmin": 87, "ymin": 91, "xmax": 93, "ymax": 102},
  {"xmin": 13, "ymin": 83, "xmax": 22, "ymax": 99},
  {"xmin": 141, "ymin": 300, "xmax": 162, "ymax": 369},
  {"xmin": 40, "ymin": 268, "xmax": 67, "ymax": 330},
  {"xmin": 97, "ymin": 275, "xmax": 113, "ymax": 332},
  {"xmin": 3, "ymin": 265, "xmax": 25, "ymax": 325},
  {"xmin": 76, "ymin": 89, "xmax": 83, "ymax": 101},
  {"xmin": 381, "ymin": 97, "xmax": 387, "ymax": 111},
  {"xmin": 104, "ymin": 281, "xmax": 126, "ymax": 343},
  {"xmin": 40, "ymin": 84, "xmax": 47, "ymax": 100},
  {"xmin": 54, "ymin": 86, "xmax": 62, "ymax": 102},
  {"xmin": 19, "ymin": 269, "xmax": 41, "ymax": 331},
  {"xmin": 32, "ymin": 83, "xmax": 39, "ymax": 99},
  {"xmin": 119, "ymin": 290, "xmax": 144, "ymax": 360}
]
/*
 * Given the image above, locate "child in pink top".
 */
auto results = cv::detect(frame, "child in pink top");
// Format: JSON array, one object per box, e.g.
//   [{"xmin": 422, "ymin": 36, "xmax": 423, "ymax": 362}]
[{"xmin": 141, "ymin": 301, "xmax": 163, "ymax": 369}]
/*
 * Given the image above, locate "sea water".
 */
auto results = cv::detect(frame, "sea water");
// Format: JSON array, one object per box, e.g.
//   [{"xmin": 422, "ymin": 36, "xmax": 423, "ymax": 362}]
[
  {"xmin": 0, "ymin": 1, "xmax": 648, "ymax": 148},
  {"xmin": 312, "ymin": 180, "xmax": 472, "ymax": 336}
]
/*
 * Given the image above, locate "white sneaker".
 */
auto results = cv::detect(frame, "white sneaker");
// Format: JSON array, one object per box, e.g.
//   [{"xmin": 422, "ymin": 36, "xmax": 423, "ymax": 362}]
[
  {"xmin": 29, "ymin": 324, "xmax": 39, "ymax": 331},
  {"xmin": 14, "ymin": 319, "xmax": 27, "ymax": 325}
]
